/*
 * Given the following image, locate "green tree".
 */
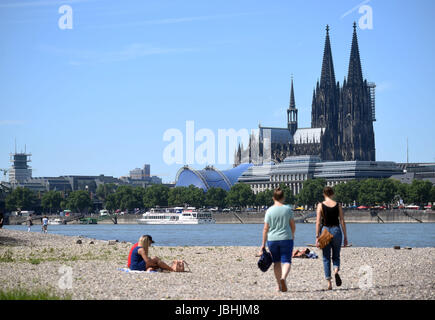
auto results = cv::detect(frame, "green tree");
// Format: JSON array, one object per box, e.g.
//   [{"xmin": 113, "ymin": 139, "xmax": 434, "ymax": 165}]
[
  {"xmin": 143, "ymin": 185, "xmax": 169, "ymax": 208},
  {"xmin": 115, "ymin": 186, "xmax": 143, "ymax": 211},
  {"xmin": 41, "ymin": 190, "xmax": 63, "ymax": 214},
  {"xmin": 357, "ymin": 179, "xmax": 381, "ymax": 206},
  {"xmin": 96, "ymin": 183, "xmax": 117, "ymax": 201},
  {"xmin": 168, "ymin": 187, "xmax": 188, "ymax": 207},
  {"xmin": 66, "ymin": 190, "xmax": 92, "ymax": 213},
  {"xmin": 184, "ymin": 185, "xmax": 205, "ymax": 208},
  {"xmin": 407, "ymin": 180, "xmax": 432, "ymax": 206},
  {"xmin": 225, "ymin": 183, "xmax": 255, "ymax": 208},
  {"xmin": 255, "ymin": 189, "xmax": 273, "ymax": 207},
  {"xmin": 430, "ymin": 186, "xmax": 435, "ymax": 203},
  {"xmin": 296, "ymin": 179, "xmax": 326, "ymax": 208},
  {"xmin": 205, "ymin": 187, "xmax": 227, "ymax": 208},
  {"xmin": 5, "ymin": 187, "xmax": 38, "ymax": 212},
  {"xmin": 105, "ymin": 193, "xmax": 118, "ymax": 212},
  {"xmin": 279, "ymin": 183, "xmax": 296, "ymax": 205},
  {"xmin": 334, "ymin": 180, "xmax": 360, "ymax": 206}
]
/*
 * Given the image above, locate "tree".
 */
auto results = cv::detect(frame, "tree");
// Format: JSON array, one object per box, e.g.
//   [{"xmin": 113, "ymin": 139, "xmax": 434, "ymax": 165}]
[
  {"xmin": 105, "ymin": 193, "xmax": 118, "ymax": 212},
  {"xmin": 168, "ymin": 187, "xmax": 188, "ymax": 207},
  {"xmin": 296, "ymin": 179, "xmax": 326, "ymax": 208},
  {"xmin": 357, "ymin": 179, "xmax": 381, "ymax": 206},
  {"xmin": 96, "ymin": 183, "xmax": 117, "ymax": 201},
  {"xmin": 143, "ymin": 185, "xmax": 169, "ymax": 208},
  {"xmin": 279, "ymin": 183, "xmax": 296, "ymax": 205},
  {"xmin": 5, "ymin": 187, "xmax": 38, "ymax": 212},
  {"xmin": 66, "ymin": 190, "xmax": 92, "ymax": 213},
  {"xmin": 205, "ymin": 187, "xmax": 227, "ymax": 208},
  {"xmin": 255, "ymin": 189, "xmax": 273, "ymax": 207},
  {"xmin": 184, "ymin": 185, "xmax": 205, "ymax": 208},
  {"xmin": 334, "ymin": 180, "xmax": 360, "ymax": 206},
  {"xmin": 115, "ymin": 186, "xmax": 143, "ymax": 211},
  {"xmin": 41, "ymin": 190, "xmax": 63, "ymax": 214},
  {"xmin": 407, "ymin": 180, "xmax": 432, "ymax": 206},
  {"xmin": 430, "ymin": 186, "xmax": 435, "ymax": 203},
  {"xmin": 225, "ymin": 183, "xmax": 255, "ymax": 208}
]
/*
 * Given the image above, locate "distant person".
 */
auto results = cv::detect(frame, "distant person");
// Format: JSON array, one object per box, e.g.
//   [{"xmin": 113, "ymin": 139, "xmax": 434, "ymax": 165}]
[
  {"xmin": 26, "ymin": 214, "xmax": 33, "ymax": 232},
  {"xmin": 315, "ymin": 186, "xmax": 348, "ymax": 290},
  {"xmin": 0, "ymin": 201, "xmax": 4, "ymax": 228},
  {"xmin": 130, "ymin": 235, "xmax": 175, "ymax": 272},
  {"xmin": 42, "ymin": 216, "xmax": 48, "ymax": 233},
  {"xmin": 258, "ymin": 188, "xmax": 296, "ymax": 292}
]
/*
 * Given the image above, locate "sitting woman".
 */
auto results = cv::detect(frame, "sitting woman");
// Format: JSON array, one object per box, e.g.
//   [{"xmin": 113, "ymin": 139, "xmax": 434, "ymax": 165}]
[{"xmin": 130, "ymin": 235, "xmax": 175, "ymax": 272}]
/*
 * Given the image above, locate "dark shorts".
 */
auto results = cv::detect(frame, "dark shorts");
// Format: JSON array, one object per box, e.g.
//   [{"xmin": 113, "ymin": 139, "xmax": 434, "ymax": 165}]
[{"xmin": 267, "ymin": 239, "xmax": 294, "ymax": 264}]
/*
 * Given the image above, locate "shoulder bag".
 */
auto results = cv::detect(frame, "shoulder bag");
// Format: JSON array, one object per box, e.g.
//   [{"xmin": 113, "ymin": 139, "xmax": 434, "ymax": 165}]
[{"xmin": 317, "ymin": 203, "xmax": 333, "ymax": 249}]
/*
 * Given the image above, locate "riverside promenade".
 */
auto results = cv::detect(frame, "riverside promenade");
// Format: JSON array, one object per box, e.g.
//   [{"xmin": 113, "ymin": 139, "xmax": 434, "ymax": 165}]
[{"xmin": 0, "ymin": 229, "xmax": 434, "ymax": 300}]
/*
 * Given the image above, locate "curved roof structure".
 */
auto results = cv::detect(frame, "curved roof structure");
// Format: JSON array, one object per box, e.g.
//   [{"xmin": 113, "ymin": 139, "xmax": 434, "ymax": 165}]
[{"xmin": 175, "ymin": 163, "xmax": 253, "ymax": 191}]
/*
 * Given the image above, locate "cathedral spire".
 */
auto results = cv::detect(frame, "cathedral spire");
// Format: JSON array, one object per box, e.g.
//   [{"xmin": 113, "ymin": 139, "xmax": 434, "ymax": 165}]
[
  {"xmin": 347, "ymin": 22, "xmax": 364, "ymax": 86},
  {"xmin": 289, "ymin": 75, "xmax": 296, "ymax": 108},
  {"xmin": 320, "ymin": 24, "xmax": 336, "ymax": 88}
]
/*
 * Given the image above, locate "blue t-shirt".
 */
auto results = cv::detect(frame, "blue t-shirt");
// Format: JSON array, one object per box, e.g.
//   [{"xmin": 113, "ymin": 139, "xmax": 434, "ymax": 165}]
[
  {"xmin": 264, "ymin": 205, "xmax": 294, "ymax": 241},
  {"xmin": 130, "ymin": 246, "xmax": 146, "ymax": 271}
]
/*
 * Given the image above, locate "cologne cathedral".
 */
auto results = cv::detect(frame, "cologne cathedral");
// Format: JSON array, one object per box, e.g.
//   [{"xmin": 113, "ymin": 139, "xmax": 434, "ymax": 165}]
[{"xmin": 234, "ymin": 23, "xmax": 376, "ymax": 165}]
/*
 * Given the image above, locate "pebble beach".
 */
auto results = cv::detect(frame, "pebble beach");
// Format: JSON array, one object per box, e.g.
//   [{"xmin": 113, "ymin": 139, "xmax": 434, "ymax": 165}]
[{"xmin": 0, "ymin": 229, "xmax": 434, "ymax": 300}]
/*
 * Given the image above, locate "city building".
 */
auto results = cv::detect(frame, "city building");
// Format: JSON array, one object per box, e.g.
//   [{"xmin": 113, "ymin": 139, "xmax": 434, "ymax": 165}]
[
  {"xmin": 8, "ymin": 151, "xmax": 32, "ymax": 184},
  {"xmin": 234, "ymin": 23, "xmax": 376, "ymax": 165},
  {"xmin": 238, "ymin": 156, "xmax": 403, "ymax": 195}
]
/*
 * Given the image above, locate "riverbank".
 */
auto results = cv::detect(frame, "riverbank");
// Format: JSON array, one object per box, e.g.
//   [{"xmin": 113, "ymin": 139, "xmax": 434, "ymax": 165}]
[{"xmin": 0, "ymin": 229, "xmax": 433, "ymax": 300}]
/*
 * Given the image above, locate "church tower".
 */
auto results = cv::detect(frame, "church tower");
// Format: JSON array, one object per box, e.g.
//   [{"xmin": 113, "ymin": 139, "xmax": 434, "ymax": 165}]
[
  {"xmin": 312, "ymin": 25, "xmax": 341, "ymax": 160},
  {"xmin": 339, "ymin": 22, "xmax": 376, "ymax": 161},
  {"xmin": 287, "ymin": 77, "xmax": 298, "ymax": 135}
]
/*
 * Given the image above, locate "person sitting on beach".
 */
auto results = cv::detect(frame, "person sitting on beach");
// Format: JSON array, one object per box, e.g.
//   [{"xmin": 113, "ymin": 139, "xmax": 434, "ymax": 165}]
[
  {"xmin": 130, "ymin": 235, "xmax": 175, "ymax": 272},
  {"xmin": 127, "ymin": 242, "xmax": 139, "ymax": 268},
  {"xmin": 315, "ymin": 186, "xmax": 348, "ymax": 290},
  {"xmin": 258, "ymin": 187, "xmax": 296, "ymax": 292}
]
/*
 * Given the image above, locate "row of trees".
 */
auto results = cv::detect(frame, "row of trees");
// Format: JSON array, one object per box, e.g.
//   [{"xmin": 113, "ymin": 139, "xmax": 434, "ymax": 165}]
[{"xmin": 4, "ymin": 178, "xmax": 435, "ymax": 214}]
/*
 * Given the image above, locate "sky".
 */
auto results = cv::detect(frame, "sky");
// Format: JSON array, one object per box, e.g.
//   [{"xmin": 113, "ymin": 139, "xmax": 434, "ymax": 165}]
[{"xmin": 1, "ymin": 0, "xmax": 435, "ymax": 183}]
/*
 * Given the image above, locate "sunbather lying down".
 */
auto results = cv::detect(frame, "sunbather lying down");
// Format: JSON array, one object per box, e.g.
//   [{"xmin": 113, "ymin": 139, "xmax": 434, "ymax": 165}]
[{"xmin": 292, "ymin": 248, "xmax": 318, "ymax": 259}]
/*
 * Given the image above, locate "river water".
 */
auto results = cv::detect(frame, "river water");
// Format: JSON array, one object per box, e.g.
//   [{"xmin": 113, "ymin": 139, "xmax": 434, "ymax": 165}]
[{"xmin": 4, "ymin": 223, "xmax": 435, "ymax": 248}]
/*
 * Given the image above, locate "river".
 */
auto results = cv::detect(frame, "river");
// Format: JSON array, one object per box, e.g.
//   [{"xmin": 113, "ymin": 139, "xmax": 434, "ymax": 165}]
[{"xmin": 4, "ymin": 223, "xmax": 435, "ymax": 248}]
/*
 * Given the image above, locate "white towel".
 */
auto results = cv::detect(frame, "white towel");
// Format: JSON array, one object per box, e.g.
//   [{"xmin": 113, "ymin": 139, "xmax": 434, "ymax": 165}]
[{"xmin": 117, "ymin": 267, "xmax": 157, "ymax": 273}]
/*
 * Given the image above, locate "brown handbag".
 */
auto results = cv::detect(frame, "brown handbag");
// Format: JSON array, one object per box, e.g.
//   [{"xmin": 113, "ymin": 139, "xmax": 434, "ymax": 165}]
[
  {"xmin": 317, "ymin": 203, "xmax": 333, "ymax": 249},
  {"xmin": 171, "ymin": 259, "xmax": 190, "ymax": 272}
]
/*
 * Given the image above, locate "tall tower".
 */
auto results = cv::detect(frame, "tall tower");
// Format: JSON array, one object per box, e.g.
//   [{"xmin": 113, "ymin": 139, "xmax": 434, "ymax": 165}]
[
  {"xmin": 287, "ymin": 76, "xmax": 298, "ymax": 135},
  {"xmin": 312, "ymin": 25, "xmax": 340, "ymax": 160},
  {"xmin": 9, "ymin": 149, "xmax": 32, "ymax": 184},
  {"xmin": 339, "ymin": 22, "xmax": 376, "ymax": 161}
]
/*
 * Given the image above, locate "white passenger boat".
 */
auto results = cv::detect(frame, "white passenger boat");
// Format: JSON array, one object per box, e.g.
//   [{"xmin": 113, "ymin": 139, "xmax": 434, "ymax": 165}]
[{"xmin": 137, "ymin": 207, "xmax": 215, "ymax": 225}]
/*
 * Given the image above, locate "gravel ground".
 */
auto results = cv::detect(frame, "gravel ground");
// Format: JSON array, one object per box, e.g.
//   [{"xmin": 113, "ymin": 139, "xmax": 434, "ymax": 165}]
[{"xmin": 0, "ymin": 229, "xmax": 434, "ymax": 300}]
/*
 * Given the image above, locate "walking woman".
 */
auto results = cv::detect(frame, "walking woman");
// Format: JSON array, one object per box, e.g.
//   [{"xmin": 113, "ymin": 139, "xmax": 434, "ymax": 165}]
[
  {"xmin": 130, "ymin": 235, "xmax": 175, "ymax": 272},
  {"xmin": 259, "ymin": 188, "xmax": 296, "ymax": 292},
  {"xmin": 315, "ymin": 186, "xmax": 348, "ymax": 290}
]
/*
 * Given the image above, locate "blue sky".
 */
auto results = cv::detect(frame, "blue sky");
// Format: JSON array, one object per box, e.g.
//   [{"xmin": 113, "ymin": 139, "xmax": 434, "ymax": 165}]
[{"xmin": 1, "ymin": 0, "xmax": 434, "ymax": 183}]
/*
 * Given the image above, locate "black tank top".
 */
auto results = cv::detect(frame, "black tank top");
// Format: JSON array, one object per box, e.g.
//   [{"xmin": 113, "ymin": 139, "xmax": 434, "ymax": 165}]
[{"xmin": 321, "ymin": 203, "xmax": 340, "ymax": 227}]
